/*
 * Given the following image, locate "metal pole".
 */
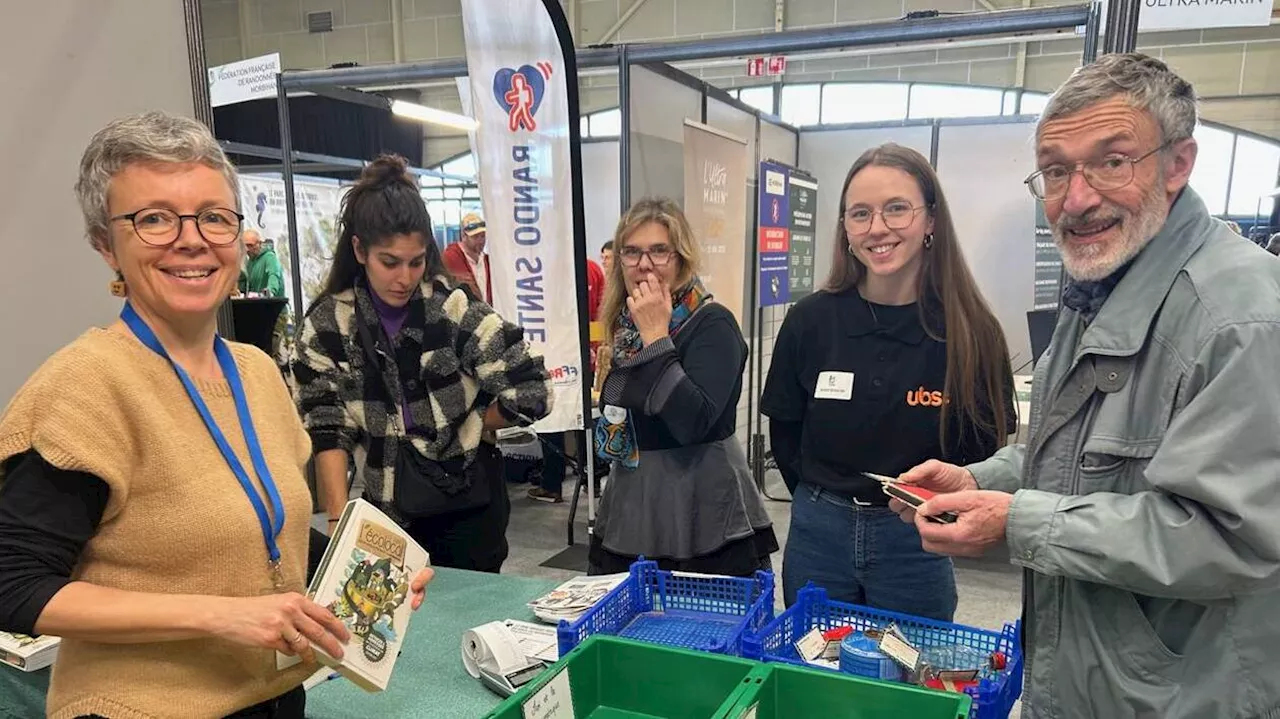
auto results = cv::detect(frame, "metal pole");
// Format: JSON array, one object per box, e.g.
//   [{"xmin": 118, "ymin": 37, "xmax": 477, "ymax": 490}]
[
  {"xmin": 1082, "ymin": 0, "xmax": 1102, "ymax": 64},
  {"xmin": 746, "ymin": 119, "xmax": 760, "ymax": 471},
  {"xmin": 276, "ymin": 73, "xmax": 305, "ymax": 329},
  {"xmin": 182, "ymin": 0, "xmax": 237, "ymax": 339},
  {"xmin": 281, "ymin": 4, "xmax": 1092, "ymax": 90},
  {"xmin": 618, "ymin": 45, "xmax": 631, "ymax": 211},
  {"xmin": 1102, "ymin": 0, "xmax": 1141, "ymax": 54}
]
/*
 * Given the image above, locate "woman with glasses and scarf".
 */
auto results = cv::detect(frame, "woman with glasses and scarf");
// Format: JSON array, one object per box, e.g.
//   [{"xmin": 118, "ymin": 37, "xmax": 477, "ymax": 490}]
[
  {"xmin": 590, "ymin": 198, "xmax": 776, "ymax": 577},
  {"xmin": 761, "ymin": 144, "xmax": 1013, "ymax": 619},
  {"xmin": 290, "ymin": 155, "xmax": 552, "ymax": 573}
]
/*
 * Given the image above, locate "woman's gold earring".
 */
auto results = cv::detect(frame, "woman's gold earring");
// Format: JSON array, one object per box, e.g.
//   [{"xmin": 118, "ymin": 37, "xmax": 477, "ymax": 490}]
[{"xmin": 109, "ymin": 273, "xmax": 127, "ymax": 297}]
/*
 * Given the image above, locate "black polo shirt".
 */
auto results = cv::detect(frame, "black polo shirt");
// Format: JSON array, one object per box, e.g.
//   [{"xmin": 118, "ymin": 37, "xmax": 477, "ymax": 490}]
[{"xmin": 761, "ymin": 287, "xmax": 1004, "ymax": 503}]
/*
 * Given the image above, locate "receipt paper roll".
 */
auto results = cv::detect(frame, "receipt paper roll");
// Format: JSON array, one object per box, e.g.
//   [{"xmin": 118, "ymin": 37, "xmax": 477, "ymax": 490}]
[{"xmin": 461, "ymin": 622, "xmax": 527, "ymax": 679}]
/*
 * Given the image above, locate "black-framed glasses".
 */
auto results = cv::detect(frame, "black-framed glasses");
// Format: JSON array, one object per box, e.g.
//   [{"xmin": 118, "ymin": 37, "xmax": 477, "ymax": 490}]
[
  {"xmin": 463, "ymin": 220, "xmax": 486, "ymax": 233},
  {"xmin": 618, "ymin": 245, "xmax": 675, "ymax": 267},
  {"xmin": 844, "ymin": 201, "xmax": 927, "ymax": 235},
  {"xmin": 1024, "ymin": 141, "xmax": 1172, "ymax": 201},
  {"xmin": 110, "ymin": 207, "xmax": 244, "ymax": 246}
]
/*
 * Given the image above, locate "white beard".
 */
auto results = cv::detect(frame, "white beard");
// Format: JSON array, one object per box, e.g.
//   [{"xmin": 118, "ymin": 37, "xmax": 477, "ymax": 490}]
[{"xmin": 1053, "ymin": 184, "xmax": 1168, "ymax": 282}]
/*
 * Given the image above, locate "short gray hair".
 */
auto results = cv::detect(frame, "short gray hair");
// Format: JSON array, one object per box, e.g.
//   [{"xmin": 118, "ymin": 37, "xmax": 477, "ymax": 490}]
[
  {"xmin": 1038, "ymin": 53, "xmax": 1198, "ymax": 146},
  {"xmin": 75, "ymin": 111, "xmax": 239, "ymax": 251}
]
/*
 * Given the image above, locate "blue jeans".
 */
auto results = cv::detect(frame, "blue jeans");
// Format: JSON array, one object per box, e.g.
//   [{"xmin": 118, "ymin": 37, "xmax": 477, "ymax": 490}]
[{"xmin": 783, "ymin": 483, "xmax": 958, "ymax": 622}]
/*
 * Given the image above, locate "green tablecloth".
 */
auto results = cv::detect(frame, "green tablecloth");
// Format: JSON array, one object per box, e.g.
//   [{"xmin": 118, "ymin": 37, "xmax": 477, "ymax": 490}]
[{"xmin": 0, "ymin": 568, "xmax": 560, "ymax": 719}]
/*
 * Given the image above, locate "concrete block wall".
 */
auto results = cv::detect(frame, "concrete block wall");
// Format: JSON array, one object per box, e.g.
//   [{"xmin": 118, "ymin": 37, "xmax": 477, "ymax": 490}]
[{"xmin": 201, "ymin": 0, "xmax": 1280, "ymax": 142}]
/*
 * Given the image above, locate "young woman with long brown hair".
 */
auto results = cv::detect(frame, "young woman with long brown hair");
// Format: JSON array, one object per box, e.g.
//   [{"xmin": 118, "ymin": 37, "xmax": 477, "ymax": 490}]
[
  {"xmin": 291, "ymin": 155, "xmax": 552, "ymax": 573},
  {"xmin": 590, "ymin": 198, "xmax": 776, "ymax": 577},
  {"xmin": 760, "ymin": 143, "xmax": 1013, "ymax": 619}
]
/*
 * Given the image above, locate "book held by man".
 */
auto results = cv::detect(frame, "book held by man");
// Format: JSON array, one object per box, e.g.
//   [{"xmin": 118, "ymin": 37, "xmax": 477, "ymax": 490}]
[{"xmin": 280, "ymin": 498, "xmax": 430, "ymax": 692}]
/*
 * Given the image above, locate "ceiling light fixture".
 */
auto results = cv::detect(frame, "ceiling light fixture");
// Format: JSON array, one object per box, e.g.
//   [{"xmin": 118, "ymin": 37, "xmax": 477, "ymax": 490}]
[{"xmin": 390, "ymin": 99, "xmax": 479, "ymax": 131}]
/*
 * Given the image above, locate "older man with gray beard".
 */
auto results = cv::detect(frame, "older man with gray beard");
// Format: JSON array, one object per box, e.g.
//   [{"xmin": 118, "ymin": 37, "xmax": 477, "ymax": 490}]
[{"xmin": 890, "ymin": 53, "xmax": 1280, "ymax": 719}]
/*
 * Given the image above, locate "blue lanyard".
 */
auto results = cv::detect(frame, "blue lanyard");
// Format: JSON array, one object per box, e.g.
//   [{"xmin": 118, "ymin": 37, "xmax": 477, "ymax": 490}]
[{"xmin": 120, "ymin": 303, "xmax": 287, "ymax": 588}]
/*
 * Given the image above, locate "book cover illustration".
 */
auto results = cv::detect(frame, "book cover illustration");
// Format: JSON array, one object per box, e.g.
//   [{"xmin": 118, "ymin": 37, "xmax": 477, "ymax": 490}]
[
  {"xmin": 326, "ymin": 540, "xmax": 411, "ymax": 664},
  {"xmin": 284, "ymin": 499, "xmax": 430, "ymax": 692}
]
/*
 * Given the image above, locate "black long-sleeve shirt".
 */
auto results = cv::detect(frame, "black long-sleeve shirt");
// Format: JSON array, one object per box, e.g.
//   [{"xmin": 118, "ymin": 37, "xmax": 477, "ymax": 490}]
[
  {"xmin": 0, "ymin": 451, "xmax": 107, "ymax": 635},
  {"xmin": 600, "ymin": 303, "xmax": 747, "ymax": 449},
  {"xmin": 0, "ymin": 451, "xmax": 328, "ymax": 637}
]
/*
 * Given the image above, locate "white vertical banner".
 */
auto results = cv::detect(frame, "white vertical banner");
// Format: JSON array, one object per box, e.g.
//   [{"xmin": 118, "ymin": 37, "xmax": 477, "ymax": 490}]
[{"xmin": 461, "ymin": 2, "xmax": 584, "ymax": 433}]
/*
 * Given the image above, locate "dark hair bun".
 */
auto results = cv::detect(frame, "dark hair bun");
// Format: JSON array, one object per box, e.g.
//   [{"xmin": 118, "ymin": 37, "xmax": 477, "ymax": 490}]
[{"xmin": 359, "ymin": 154, "xmax": 414, "ymax": 190}]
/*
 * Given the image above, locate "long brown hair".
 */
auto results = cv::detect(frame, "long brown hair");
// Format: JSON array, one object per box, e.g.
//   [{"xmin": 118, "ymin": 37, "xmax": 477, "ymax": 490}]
[
  {"xmin": 826, "ymin": 143, "xmax": 1011, "ymax": 450},
  {"xmin": 599, "ymin": 198, "xmax": 702, "ymax": 341}
]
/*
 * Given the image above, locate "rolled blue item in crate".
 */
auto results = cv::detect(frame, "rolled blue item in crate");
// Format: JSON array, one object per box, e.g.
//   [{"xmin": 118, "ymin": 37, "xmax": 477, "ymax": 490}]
[
  {"xmin": 742, "ymin": 584, "xmax": 1023, "ymax": 719},
  {"xmin": 556, "ymin": 558, "xmax": 774, "ymax": 659},
  {"xmin": 839, "ymin": 632, "xmax": 903, "ymax": 682}
]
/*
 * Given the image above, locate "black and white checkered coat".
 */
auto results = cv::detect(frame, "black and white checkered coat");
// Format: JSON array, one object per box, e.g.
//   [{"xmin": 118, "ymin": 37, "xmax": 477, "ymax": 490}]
[{"xmin": 290, "ymin": 276, "xmax": 552, "ymax": 519}]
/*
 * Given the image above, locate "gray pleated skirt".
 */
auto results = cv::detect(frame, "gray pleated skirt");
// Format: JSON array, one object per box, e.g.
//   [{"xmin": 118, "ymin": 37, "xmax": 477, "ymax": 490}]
[{"xmin": 595, "ymin": 436, "xmax": 774, "ymax": 561}]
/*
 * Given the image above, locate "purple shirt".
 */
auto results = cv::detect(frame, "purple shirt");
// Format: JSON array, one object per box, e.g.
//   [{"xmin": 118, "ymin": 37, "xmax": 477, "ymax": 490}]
[
  {"xmin": 368, "ymin": 288, "xmax": 410, "ymax": 339},
  {"xmin": 368, "ymin": 290, "xmax": 415, "ymax": 429}
]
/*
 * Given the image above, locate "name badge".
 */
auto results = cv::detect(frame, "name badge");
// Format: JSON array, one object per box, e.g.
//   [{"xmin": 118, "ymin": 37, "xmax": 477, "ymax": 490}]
[
  {"xmin": 603, "ymin": 405, "xmax": 627, "ymax": 424},
  {"xmin": 814, "ymin": 371, "xmax": 854, "ymax": 401}
]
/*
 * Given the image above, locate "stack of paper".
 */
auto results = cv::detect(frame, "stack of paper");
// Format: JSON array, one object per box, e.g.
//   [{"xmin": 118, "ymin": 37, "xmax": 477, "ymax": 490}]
[
  {"xmin": 0, "ymin": 631, "xmax": 60, "ymax": 672},
  {"xmin": 527, "ymin": 573, "xmax": 627, "ymax": 624},
  {"xmin": 503, "ymin": 619, "xmax": 560, "ymax": 664}
]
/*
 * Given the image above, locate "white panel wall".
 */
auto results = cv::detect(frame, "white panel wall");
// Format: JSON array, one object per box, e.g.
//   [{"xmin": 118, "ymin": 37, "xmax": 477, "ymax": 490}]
[
  {"xmin": 935, "ymin": 121, "xmax": 1039, "ymax": 370},
  {"xmin": 629, "ymin": 66, "xmax": 702, "ymax": 203},
  {"xmin": 799, "ymin": 126, "xmax": 935, "ymax": 290},
  {"xmin": 581, "ymin": 140, "xmax": 621, "ymax": 257},
  {"xmin": 0, "ymin": 1, "xmax": 195, "ymax": 405}
]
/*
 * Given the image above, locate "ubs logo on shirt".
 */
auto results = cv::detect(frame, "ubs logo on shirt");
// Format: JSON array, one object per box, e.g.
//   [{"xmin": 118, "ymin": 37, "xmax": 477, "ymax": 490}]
[{"xmin": 906, "ymin": 386, "xmax": 948, "ymax": 407}]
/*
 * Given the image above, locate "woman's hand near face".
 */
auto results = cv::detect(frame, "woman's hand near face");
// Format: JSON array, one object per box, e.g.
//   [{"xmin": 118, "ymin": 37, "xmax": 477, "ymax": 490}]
[
  {"xmin": 627, "ymin": 274, "xmax": 673, "ymax": 346},
  {"xmin": 204, "ymin": 592, "xmax": 350, "ymax": 665}
]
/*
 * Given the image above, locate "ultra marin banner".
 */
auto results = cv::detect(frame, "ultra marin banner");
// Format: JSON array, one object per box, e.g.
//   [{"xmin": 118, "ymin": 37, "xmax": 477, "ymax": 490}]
[{"xmin": 682, "ymin": 120, "xmax": 749, "ymax": 327}]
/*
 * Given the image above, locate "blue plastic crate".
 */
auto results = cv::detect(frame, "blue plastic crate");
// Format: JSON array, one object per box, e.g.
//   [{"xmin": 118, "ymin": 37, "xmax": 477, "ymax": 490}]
[
  {"xmin": 742, "ymin": 585, "xmax": 1022, "ymax": 719},
  {"xmin": 556, "ymin": 559, "xmax": 775, "ymax": 658}
]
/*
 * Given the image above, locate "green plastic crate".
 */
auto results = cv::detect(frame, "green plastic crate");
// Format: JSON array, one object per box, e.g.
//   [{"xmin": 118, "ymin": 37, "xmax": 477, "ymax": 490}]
[
  {"xmin": 485, "ymin": 634, "xmax": 758, "ymax": 719},
  {"xmin": 725, "ymin": 663, "xmax": 972, "ymax": 719}
]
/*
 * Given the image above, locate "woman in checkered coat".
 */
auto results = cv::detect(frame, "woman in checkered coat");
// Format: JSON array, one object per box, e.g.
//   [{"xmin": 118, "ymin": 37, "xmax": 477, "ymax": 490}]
[{"xmin": 290, "ymin": 155, "xmax": 553, "ymax": 572}]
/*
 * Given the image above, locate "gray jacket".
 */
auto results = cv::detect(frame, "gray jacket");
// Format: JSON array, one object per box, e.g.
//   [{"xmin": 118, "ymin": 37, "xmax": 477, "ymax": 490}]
[{"xmin": 969, "ymin": 188, "xmax": 1280, "ymax": 719}]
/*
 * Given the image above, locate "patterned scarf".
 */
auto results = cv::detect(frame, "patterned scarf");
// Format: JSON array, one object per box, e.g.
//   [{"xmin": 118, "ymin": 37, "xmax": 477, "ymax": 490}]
[
  {"xmin": 594, "ymin": 277, "xmax": 712, "ymax": 468},
  {"xmin": 1061, "ymin": 260, "xmax": 1134, "ymax": 322}
]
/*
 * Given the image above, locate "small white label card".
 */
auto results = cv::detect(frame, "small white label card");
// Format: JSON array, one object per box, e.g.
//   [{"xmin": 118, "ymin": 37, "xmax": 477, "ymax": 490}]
[
  {"xmin": 740, "ymin": 702, "xmax": 759, "ymax": 719},
  {"xmin": 878, "ymin": 625, "xmax": 921, "ymax": 672},
  {"xmin": 814, "ymin": 371, "xmax": 854, "ymax": 400},
  {"xmin": 523, "ymin": 667, "xmax": 575, "ymax": 719},
  {"xmin": 795, "ymin": 627, "xmax": 828, "ymax": 663}
]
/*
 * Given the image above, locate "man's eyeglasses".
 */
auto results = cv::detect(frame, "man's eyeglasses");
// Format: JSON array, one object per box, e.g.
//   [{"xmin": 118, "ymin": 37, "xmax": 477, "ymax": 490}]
[
  {"xmin": 110, "ymin": 208, "xmax": 244, "ymax": 247},
  {"xmin": 1024, "ymin": 141, "xmax": 1172, "ymax": 201},
  {"xmin": 844, "ymin": 201, "xmax": 927, "ymax": 235},
  {"xmin": 618, "ymin": 245, "xmax": 675, "ymax": 267}
]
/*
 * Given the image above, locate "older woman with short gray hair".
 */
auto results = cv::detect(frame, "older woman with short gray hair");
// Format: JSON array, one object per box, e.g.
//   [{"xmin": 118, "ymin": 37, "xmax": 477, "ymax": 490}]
[{"xmin": 0, "ymin": 111, "xmax": 431, "ymax": 718}]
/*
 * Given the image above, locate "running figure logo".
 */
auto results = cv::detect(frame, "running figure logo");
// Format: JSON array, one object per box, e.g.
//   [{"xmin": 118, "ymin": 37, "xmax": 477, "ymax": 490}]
[{"xmin": 493, "ymin": 63, "xmax": 553, "ymax": 132}]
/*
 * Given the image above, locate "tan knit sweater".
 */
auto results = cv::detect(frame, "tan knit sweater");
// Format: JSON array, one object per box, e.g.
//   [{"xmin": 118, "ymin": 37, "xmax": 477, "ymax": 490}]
[{"xmin": 0, "ymin": 323, "xmax": 316, "ymax": 719}]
